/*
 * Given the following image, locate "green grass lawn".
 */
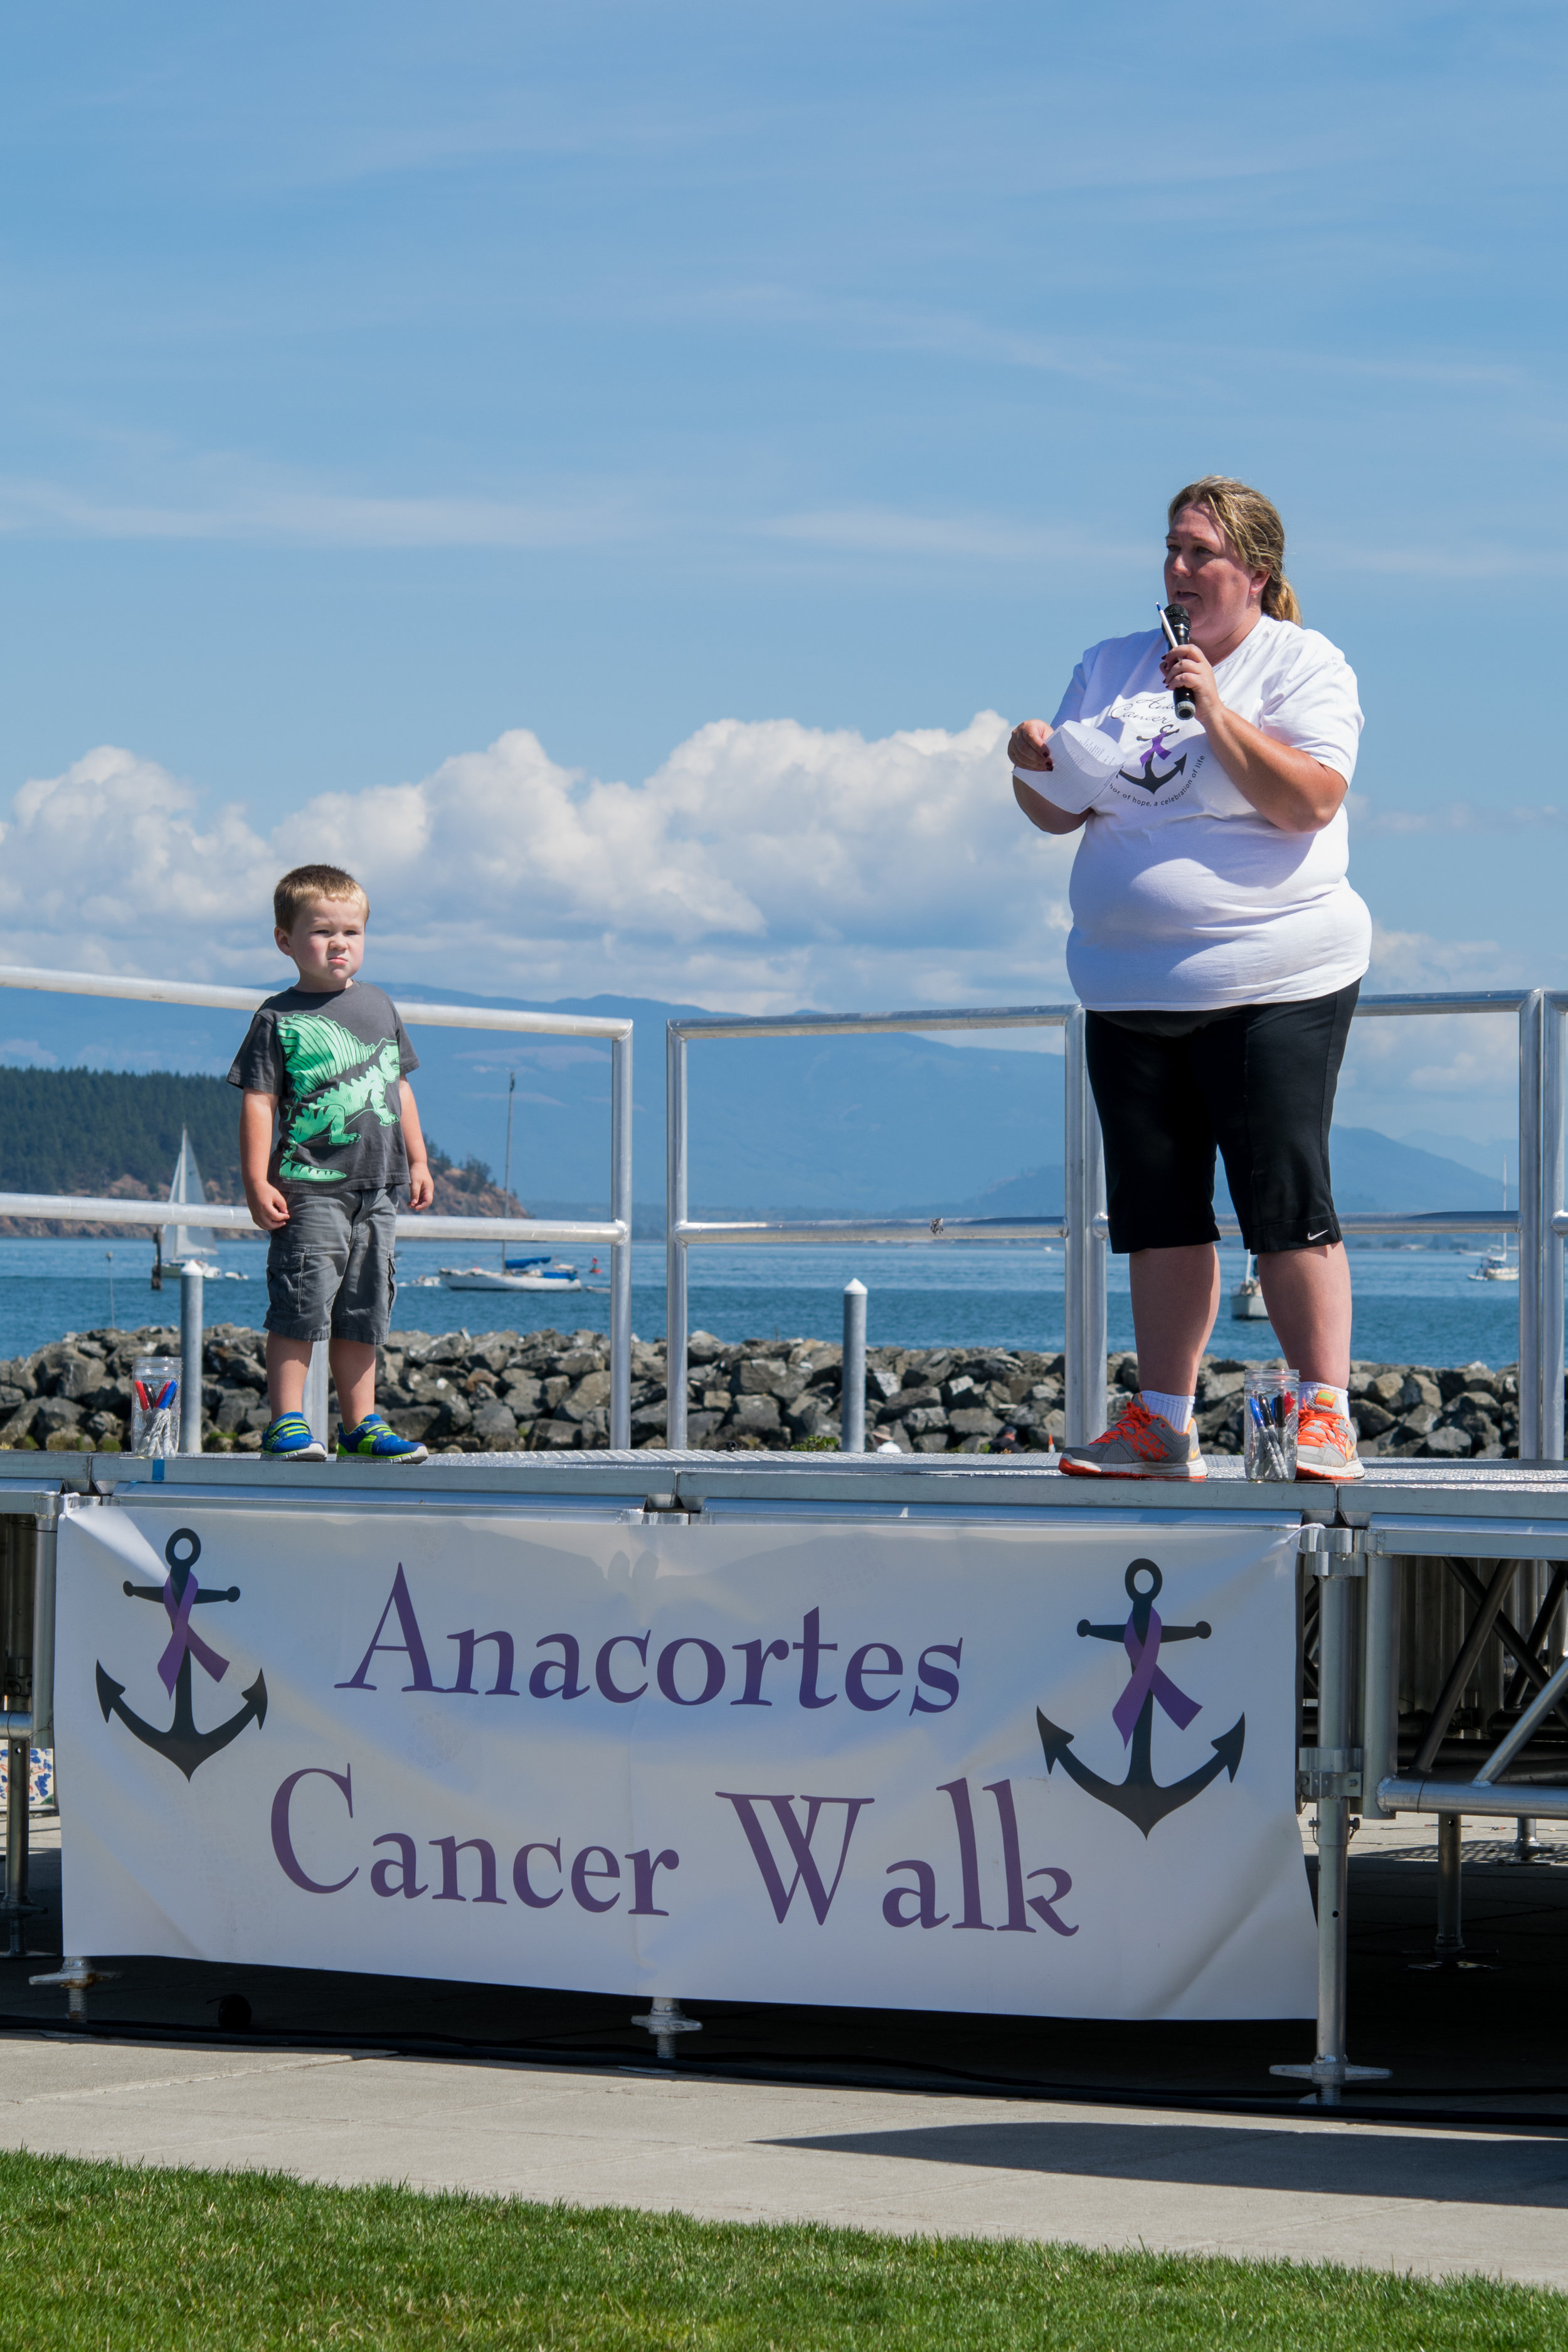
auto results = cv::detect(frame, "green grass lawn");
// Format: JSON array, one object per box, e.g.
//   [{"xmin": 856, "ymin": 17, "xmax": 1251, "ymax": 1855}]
[{"xmin": 0, "ymin": 2149, "xmax": 1560, "ymax": 2350}]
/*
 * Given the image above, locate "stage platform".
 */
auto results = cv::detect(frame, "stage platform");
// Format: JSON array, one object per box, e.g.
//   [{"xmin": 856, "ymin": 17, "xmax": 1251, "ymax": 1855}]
[
  {"xmin": 15, "ymin": 1446, "xmax": 1568, "ymax": 1526},
  {"xmin": 6, "ymin": 1448, "xmax": 1568, "ymax": 2123}
]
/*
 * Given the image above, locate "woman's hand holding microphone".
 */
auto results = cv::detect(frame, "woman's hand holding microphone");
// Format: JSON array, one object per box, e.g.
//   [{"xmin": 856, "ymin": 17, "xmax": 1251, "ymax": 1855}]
[{"xmin": 1158, "ymin": 636, "xmax": 1219, "ymax": 724}]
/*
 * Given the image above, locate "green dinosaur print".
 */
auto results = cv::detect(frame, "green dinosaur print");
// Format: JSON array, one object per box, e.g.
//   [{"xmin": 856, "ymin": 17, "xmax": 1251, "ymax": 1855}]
[
  {"xmin": 273, "ymin": 1010, "xmax": 377, "ymax": 1098},
  {"xmin": 278, "ymin": 1032, "xmax": 403, "ymax": 1183}
]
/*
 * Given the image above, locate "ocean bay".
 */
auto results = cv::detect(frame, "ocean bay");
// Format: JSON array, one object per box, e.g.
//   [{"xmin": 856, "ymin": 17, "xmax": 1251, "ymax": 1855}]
[{"xmin": 0, "ymin": 1233, "xmax": 1527, "ymax": 1370}]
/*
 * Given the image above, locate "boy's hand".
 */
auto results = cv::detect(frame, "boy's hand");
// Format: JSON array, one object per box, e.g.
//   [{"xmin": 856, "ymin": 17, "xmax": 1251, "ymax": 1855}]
[
  {"xmin": 245, "ymin": 1181, "xmax": 291, "ymax": 1232},
  {"xmin": 406, "ymin": 1158, "xmax": 435, "ymax": 1212}
]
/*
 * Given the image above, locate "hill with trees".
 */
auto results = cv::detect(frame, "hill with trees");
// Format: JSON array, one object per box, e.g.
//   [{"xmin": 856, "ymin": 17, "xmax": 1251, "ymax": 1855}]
[{"xmin": 0, "ymin": 1067, "xmax": 519, "ymax": 1234}]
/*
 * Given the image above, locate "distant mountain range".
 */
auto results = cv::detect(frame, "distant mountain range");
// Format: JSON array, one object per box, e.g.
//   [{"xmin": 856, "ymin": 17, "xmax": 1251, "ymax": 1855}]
[{"xmin": 0, "ymin": 980, "xmax": 1508, "ymax": 1225}]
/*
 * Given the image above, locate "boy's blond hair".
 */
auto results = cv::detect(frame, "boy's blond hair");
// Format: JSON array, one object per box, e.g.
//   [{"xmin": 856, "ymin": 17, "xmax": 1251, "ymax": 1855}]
[{"xmin": 273, "ymin": 864, "xmax": 369, "ymax": 932}]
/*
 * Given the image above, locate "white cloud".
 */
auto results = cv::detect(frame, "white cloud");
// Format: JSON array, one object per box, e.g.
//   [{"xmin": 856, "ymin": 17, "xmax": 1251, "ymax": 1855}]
[
  {"xmin": 0, "ymin": 714, "xmax": 1078, "ymax": 1014},
  {"xmin": 1364, "ymin": 920, "xmax": 1513, "ymax": 992},
  {"xmin": 0, "ymin": 472, "xmax": 653, "ymax": 551}
]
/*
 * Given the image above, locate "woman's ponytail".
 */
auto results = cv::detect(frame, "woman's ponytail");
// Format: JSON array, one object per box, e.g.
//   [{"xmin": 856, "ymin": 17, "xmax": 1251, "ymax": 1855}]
[{"xmin": 1167, "ymin": 477, "xmax": 1300, "ymax": 627}]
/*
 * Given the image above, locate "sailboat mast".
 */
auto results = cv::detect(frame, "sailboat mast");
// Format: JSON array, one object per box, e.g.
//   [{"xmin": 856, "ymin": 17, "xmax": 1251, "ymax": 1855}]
[{"xmin": 501, "ymin": 1072, "xmax": 516, "ymax": 1272}]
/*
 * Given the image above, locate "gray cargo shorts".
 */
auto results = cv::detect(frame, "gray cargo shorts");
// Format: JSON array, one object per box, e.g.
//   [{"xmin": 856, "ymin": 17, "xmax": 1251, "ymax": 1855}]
[{"xmin": 264, "ymin": 1186, "xmax": 399, "ymax": 1344}]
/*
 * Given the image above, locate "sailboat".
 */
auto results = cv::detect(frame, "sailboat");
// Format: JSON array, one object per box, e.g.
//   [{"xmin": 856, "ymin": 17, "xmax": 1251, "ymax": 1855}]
[
  {"xmin": 1230, "ymin": 1248, "xmax": 1271, "ymax": 1320},
  {"xmin": 437, "ymin": 1069, "xmax": 582, "ymax": 1292},
  {"xmin": 163, "ymin": 1127, "xmax": 220, "ymax": 1269},
  {"xmin": 1471, "ymin": 1157, "xmax": 1520, "ymax": 1283}
]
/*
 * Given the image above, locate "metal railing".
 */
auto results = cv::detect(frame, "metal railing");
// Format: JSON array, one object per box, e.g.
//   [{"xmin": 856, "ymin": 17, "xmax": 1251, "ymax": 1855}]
[
  {"xmin": 0, "ymin": 965, "xmax": 634, "ymax": 1447},
  {"xmin": 665, "ymin": 1004, "xmax": 1095, "ymax": 1446},
  {"xmin": 665, "ymin": 989, "xmax": 1549, "ymax": 1455}
]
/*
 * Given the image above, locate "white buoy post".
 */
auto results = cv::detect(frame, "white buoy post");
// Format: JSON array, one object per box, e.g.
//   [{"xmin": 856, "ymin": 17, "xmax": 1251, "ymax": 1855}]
[
  {"xmin": 304, "ymin": 1342, "xmax": 331, "ymax": 1451},
  {"xmin": 179, "ymin": 1262, "xmax": 204, "ymax": 1453},
  {"xmin": 842, "ymin": 1279, "xmax": 867, "ymax": 1453}
]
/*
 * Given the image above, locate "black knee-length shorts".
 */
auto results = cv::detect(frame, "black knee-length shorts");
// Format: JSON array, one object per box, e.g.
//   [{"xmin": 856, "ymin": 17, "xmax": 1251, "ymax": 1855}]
[{"xmin": 1084, "ymin": 982, "xmax": 1359, "ymax": 1256}]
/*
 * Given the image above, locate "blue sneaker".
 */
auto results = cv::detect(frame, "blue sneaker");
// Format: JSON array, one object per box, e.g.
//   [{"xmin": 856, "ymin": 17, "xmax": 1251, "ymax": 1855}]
[
  {"xmin": 261, "ymin": 1413, "xmax": 328, "ymax": 1462},
  {"xmin": 337, "ymin": 1413, "xmax": 429, "ymax": 1464}
]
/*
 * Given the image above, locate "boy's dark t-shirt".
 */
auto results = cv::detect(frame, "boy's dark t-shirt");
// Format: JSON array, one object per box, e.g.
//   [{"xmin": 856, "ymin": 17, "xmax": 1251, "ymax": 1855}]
[{"xmin": 228, "ymin": 982, "xmax": 420, "ymax": 1192}]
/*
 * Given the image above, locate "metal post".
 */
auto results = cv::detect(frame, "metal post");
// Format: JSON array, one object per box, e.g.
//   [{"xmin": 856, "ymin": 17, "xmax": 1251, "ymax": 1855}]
[
  {"xmin": 1, "ymin": 1514, "xmax": 46, "ymax": 1961},
  {"xmin": 31, "ymin": 1505, "xmax": 56, "ymax": 1749},
  {"xmin": 665, "ymin": 1026, "xmax": 689, "ymax": 1449},
  {"xmin": 304, "ymin": 1342, "xmax": 331, "ymax": 1451},
  {"xmin": 4, "ymin": 1725, "xmax": 28, "ymax": 1958},
  {"xmin": 179, "ymin": 1261, "xmax": 204, "ymax": 1454},
  {"xmin": 609, "ymin": 1032, "xmax": 633, "ymax": 1451},
  {"xmin": 842, "ymin": 1281, "xmax": 867, "ymax": 1453},
  {"xmin": 1362, "ymin": 1552, "xmax": 1399, "ymax": 1820},
  {"xmin": 1520, "ymin": 990, "xmax": 1546, "ymax": 1459},
  {"xmin": 1542, "ymin": 995, "xmax": 1565, "ymax": 1461},
  {"xmin": 1313, "ymin": 1564, "xmax": 1354, "ymax": 2102},
  {"xmin": 630, "ymin": 1993, "xmax": 702, "ymax": 2064},
  {"xmin": 1512, "ymin": 1816, "xmax": 1544, "ymax": 1863},
  {"xmin": 1273, "ymin": 1536, "xmax": 1388, "ymax": 2102},
  {"xmin": 1435, "ymin": 1811, "xmax": 1464, "ymax": 1952},
  {"xmin": 1064, "ymin": 1009, "xmax": 1107, "ymax": 1446}
]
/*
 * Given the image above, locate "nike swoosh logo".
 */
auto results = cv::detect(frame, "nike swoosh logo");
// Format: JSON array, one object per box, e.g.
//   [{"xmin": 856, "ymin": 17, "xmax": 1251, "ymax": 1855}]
[{"xmin": 1308, "ymin": 1229, "xmax": 1332, "ymax": 1242}]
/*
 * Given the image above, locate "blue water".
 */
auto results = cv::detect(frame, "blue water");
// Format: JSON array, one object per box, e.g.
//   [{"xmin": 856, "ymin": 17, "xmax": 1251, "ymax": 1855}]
[{"xmin": 0, "ymin": 1234, "xmax": 1530, "ymax": 1368}]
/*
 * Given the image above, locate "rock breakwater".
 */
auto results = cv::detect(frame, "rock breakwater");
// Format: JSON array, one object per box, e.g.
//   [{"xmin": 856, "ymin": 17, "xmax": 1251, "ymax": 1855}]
[{"xmin": 0, "ymin": 1323, "xmax": 1526, "ymax": 1459}]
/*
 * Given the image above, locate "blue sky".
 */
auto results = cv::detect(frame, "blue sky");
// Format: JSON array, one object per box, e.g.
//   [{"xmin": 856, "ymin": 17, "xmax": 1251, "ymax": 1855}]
[{"xmin": 1, "ymin": 1, "xmax": 1564, "ymax": 1145}]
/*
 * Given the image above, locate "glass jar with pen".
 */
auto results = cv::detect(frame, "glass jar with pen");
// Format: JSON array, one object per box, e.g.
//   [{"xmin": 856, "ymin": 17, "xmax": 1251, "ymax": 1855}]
[
  {"xmin": 1243, "ymin": 1365, "xmax": 1298, "ymax": 1481},
  {"xmin": 130, "ymin": 1355, "xmax": 181, "ymax": 1457}
]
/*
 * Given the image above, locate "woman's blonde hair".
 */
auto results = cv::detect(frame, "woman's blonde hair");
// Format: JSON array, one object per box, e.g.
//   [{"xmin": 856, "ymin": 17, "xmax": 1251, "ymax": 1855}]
[{"xmin": 1167, "ymin": 476, "xmax": 1301, "ymax": 625}]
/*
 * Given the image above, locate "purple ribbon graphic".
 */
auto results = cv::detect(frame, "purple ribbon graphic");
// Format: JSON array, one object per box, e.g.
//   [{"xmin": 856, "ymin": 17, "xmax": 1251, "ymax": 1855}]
[
  {"xmin": 1111, "ymin": 1608, "xmax": 1200, "ymax": 1746},
  {"xmin": 157, "ymin": 1572, "xmax": 230, "ymax": 1697}
]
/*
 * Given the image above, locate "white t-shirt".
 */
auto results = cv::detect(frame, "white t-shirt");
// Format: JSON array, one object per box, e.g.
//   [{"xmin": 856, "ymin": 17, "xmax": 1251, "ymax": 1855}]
[{"xmin": 1021, "ymin": 615, "xmax": 1370, "ymax": 1011}]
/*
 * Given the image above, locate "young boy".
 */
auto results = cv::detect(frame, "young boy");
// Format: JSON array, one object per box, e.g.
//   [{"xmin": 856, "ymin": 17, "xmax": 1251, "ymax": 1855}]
[{"xmin": 230, "ymin": 863, "xmax": 435, "ymax": 1461}]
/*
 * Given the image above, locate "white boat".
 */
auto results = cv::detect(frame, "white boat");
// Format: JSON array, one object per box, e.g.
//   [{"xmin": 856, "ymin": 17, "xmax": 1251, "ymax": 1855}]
[
  {"xmin": 1470, "ymin": 1158, "xmax": 1520, "ymax": 1282},
  {"xmin": 437, "ymin": 1077, "xmax": 584, "ymax": 1291},
  {"xmin": 1230, "ymin": 1249, "xmax": 1271, "ymax": 1320},
  {"xmin": 440, "ymin": 1258, "xmax": 581, "ymax": 1293}
]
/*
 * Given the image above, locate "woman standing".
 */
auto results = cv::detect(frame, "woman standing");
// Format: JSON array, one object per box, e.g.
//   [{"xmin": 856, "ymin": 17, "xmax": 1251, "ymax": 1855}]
[{"xmin": 1010, "ymin": 477, "xmax": 1368, "ymax": 1480}]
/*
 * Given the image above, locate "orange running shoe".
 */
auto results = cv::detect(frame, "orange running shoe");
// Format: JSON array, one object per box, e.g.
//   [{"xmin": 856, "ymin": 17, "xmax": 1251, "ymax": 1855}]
[
  {"xmin": 1057, "ymin": 1397, "xmax": 1205, "ymax": 1480},
  {"xmin": 1295, "ymin": 1401, "xmax": 1365, "ymax": 1481}
]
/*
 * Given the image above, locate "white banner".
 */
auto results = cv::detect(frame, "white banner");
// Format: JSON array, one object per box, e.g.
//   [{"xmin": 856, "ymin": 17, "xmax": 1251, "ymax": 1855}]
[{"xmin": 57, "ymin": 1500, "xmax": 1315, "ymax": 2020}]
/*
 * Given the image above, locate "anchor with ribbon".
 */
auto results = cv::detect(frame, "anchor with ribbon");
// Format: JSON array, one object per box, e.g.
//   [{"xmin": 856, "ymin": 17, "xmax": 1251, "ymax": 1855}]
[
  {"xmin": 1036, "ymin": 1559, "xmax": 1244, "ymax": 1836},
  {"xmin": 95, "ymin": 1528, "xmax": 267, "ymax": 1780},
  {"xmin": 1118, "ymin": 728, "xmax": 1189, "ymax": 796}
]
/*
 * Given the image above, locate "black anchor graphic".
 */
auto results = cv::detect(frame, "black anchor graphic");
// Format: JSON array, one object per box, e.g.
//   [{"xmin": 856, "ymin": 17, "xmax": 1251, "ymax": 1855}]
[
  {"xmin": 95, "ymin": 1527, "xmax": 267, "ymax": 1781},
  {"xmin": 1118, "ymin": 744, "xmax": 1188, "ymax": 795},
  {"xmin": 1036, "ymin": 1559, "xmax": 1244, "ymax": 1838}
]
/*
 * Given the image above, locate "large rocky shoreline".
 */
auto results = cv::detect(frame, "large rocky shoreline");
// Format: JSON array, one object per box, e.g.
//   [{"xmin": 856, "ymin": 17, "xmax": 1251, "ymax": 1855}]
[{"xmin": 0, "ymin": 1323, "xmax": 1525, "ymax": 1459}]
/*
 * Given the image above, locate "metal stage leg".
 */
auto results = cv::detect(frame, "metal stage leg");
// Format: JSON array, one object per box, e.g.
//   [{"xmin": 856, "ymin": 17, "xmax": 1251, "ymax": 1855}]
[
  {"xmin": 630, "ymin": 1995, "xmax": 702, "ymax": 2065},
  {"xmin": 1274, "ymin": 1530, "xmax": 1389, "ymax": 2104},
  {"xmin": 1436, "ymin": 1811, "xmax": 1463, "ymax": 1952},
  {"xmin": 1511, "ymin": 1815, "xmax": 1545, "ymax": 1862},
  {"xmin": 1, "ymin": 1515, "xmax": 46, "ymax": 1961},
  {"xmin": 4, "ymin": 1727, "xmax": 32, "ymax": 1959},
  {"xmin": 29, "ymin": 1957, "xmax": 119, "ymax": 2026}
]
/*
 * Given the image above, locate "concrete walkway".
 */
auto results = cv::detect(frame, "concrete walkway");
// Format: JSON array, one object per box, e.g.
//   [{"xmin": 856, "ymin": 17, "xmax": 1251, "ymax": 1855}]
[{"xmin": 0, "ymin": 2036, "xmax": 1565, "ymax": 2287}]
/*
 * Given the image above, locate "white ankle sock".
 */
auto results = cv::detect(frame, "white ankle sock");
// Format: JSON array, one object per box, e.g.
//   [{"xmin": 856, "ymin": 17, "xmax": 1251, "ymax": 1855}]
[
  {"xmin": 1300, "ymin": 1380, "xmax": 1349, "ymax": 1418},
  {"xmin": 1140, "ymin": 1389, "xmax": 1195, "ymax": 1432}
]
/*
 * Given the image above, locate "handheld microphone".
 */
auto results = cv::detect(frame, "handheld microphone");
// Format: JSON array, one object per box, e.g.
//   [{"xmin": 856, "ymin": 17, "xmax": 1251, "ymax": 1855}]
[{"xmin": 1161, "ymin": 602, "xmax": 1196, "ymax": 720}]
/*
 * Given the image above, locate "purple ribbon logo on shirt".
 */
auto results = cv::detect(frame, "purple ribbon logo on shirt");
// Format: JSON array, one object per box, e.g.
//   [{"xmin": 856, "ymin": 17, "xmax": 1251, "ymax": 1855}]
[
  {"xmin": 96, "ymin": 1527, "xmax": 268, "ymax": 1782},
  {"xmin": 1118, "ymin": 728, "xmax": 1189, "ymax": 794},
  {"xmin": 1037, "ymin": 1560, "xmax": 1245, "ymax": 1838}
]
